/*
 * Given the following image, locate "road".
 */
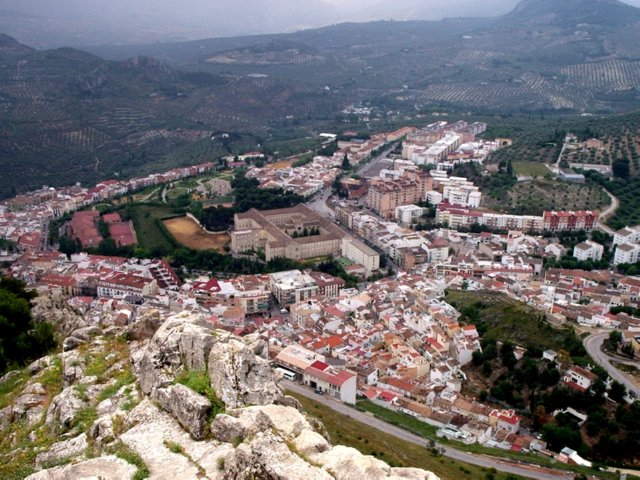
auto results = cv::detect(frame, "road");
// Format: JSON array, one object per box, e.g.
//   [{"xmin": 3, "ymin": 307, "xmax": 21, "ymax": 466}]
[
  {"xmin": 284, "ymin": 381, "xmax": 574, "ymax": 480},
  {"xmin": 306, "ymin": 189, "xmax": 333, "ymax": 218},
  {"xmin": 595, "ymin": 189, "xmax": 619, "ymax": 235},
  {"xmin": 584, "ymin": 333, "xmax": 640, "ymax": 399}
]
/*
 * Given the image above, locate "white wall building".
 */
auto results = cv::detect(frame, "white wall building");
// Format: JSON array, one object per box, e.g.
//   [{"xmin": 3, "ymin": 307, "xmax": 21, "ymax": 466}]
[
  {"xmin": 395, "ymin": 205, "xmax": 425, "ymax": 226},
  {"xmin": 572, "ymin": 240, "xmax": 603, "ymax": 262},
  {"xmin": 614, "ymin": 243, "xmax": 640, "ymax": 265},
  {"xmin": 341, "ymin": 237, "xmax": 380, "ymax": 276}
]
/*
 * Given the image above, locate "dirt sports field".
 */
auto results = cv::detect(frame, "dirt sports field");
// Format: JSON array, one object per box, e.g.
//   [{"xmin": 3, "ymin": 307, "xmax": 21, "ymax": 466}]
[
  {"xmin": 163, "ymin": 216, "xmax": 230, "ymax": 253},
  {"xmin": 267, "ymin": 158, "xmax": 296, "ymax": 170}
]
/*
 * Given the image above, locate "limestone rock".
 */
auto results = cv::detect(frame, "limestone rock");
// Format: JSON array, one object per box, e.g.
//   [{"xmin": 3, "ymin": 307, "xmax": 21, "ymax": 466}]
[
  {"xmin": 11, "ymin": 383, "xmax": 48, "ymax": 425},
  {"xmin": 27, "ymin": 356, "xmax": 54, "ymax": 375},
  {"xmin": 208, "ymin": 336, "xmax": 282, "ymax": 408},
  {"xmin": 121, "ymin": 399, "xmax": 231, "ymax": 480},
  {"xmin": 62, "ymin": 350, "xmax": 84, "ymax": 385},
  {"xmin": 390, "ymin": 468, "xmax": 441, "ymax": 480},
  {"xmin": 70, "ymin": 325, "xmax": 102, "ymax": 342},
  {"xmin": 166, "ymin": 384, "xmax": 212, "ymax": 440},
  {"xmin": 223, "ymin": 431, "xmax": 333, "ymax": 480},
  {"xmin": 231, "ymin": 404, "xmax": 311, "ymax": 440},
  {"xmin": 210, "ymin": 414, "xmax": 247, "ymax": 444},
  {"xmin": 35, "ymin": 433, "xmax": 88, "ymax": 468},
  {"xmin": 138, "ymin": 313, "xmax": 219, "ymax": 396},
  {"xmin": 45, "ymin": 386, "xmax": 87, "ymax": 429},
  {"xmin": 31, "ymin": 293, "xmax": 87, "ymax": 337},
  {"xmin": 293, "ymin": 429, "xmax": 330, "ymax": 456},
  {"xmin": 25, "ymin": 455, "xmax": 136, "ymax": 480},
  {"xmin": 312, "ymin": 445, "xmax": 394, "ymax": 480}
]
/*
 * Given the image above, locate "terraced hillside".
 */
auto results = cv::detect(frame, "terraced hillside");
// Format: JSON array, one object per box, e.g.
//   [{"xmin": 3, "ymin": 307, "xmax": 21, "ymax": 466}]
[
  {"xmin": 89, "ymin": 0, "xmax": 640, "ymax": 113},
  {"xmin": 0, "ymin": 37, "xmax": 344, "ymax": 199}
]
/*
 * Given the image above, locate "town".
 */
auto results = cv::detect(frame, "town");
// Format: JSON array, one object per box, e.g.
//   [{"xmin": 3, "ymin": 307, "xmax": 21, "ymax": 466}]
[{"xmin": 2, "ymin": 119, "xmax": 640, "ymax": 473}]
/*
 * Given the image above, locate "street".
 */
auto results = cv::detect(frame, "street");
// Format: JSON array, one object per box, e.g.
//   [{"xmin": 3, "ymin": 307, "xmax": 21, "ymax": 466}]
[
  {"xmin": 284, "ymin": 381, "xmax": 574, "ymax": 480},
  {"xmin": 584, "ymin": 332, "xmax": 640, "ymax": 399}
]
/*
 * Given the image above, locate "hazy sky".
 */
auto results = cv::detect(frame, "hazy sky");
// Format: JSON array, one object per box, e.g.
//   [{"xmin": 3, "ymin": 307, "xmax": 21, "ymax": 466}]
[{"xmin": 2, "ymin": 0, "xmax": 640, "ymax": 48}]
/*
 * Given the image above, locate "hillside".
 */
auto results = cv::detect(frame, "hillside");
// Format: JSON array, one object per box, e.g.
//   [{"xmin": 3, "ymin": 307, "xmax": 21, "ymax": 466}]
[
  {"xmin": 86, "ymin": 0, "xmax": 640, "ymax": 113},
  {"xmin": 0, "ymin": 308, "xmax": 441, "ymax": 480},
  {"xmin": 0, "ymin": 37, "xmax": 343, "ymax": 199}
]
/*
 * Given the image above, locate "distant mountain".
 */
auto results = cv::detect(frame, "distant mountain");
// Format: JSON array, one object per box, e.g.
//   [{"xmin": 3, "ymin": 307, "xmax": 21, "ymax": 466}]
[
  {"xmin": 0, "ymin": 33, "xmax": 33, "ymax": 57},
  {"xmin": 502, "ymin": 0, "xmax": 640, "ymax": 27}
]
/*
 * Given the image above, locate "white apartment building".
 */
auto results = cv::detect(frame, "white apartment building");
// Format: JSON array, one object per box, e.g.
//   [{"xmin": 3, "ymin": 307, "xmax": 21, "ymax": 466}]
[
  {"xmin": 573, "ymin": 240, "xmax": 604, "ymax": 262},
  {"xmin": 614, "ymin": 243, "xmax": 640, "ymax": 265},
  {"xmin": 341, "ymin": 237, "xmax": 380, "ymax": 276},
  {"xmin": 614, "ymin": 226, "xmax": 640, "ymax": 246},
  {"xmin": 395, "ymin": 205, "xmax": 425, "ymax": 226}
]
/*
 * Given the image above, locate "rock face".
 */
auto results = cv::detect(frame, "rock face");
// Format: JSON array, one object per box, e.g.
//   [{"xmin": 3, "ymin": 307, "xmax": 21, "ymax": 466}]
[
  {"xmin": 208, "ymin": 336, "xmax": 282, "ymax": 408},
  {"xmin": 138, "ymin": 312, "xmax": 281, "ymax": 409},
  {"xmin": 25, "ymin": 456, "xmax": 137, "ymax": 480},
  {"xmin": 7, "ymin": 312, "xmax": 440, "ymax": 480},
  {"xmin": 157, "ymin": 384, "xmax": 212, "ymax": 440},
  {"xmin": 30, "ymin": 293, "xmax": 87, "ymax": 337}
]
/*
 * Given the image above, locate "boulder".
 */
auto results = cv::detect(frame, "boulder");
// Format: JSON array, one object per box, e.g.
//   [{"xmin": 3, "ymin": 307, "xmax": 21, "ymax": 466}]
[
  {"xmin": 210, "ymin": 414, "xmax": 247, "ymax": 444},
  {"xmin": 293, "ymin": 429, "xmax": 330, "ymax": 456},
  {"xmin": 159, "ymin": 384, "xmax": 212, "ymax": 440},
  {"xmin": 223, "ymin": 431, "xmax": 333, "ymax": 480},
  {"xmin": 208, "ymin": 336, "xmax": 282, "ymax": 408},
  {"xmin": 138, "ymin": 313, "xmax": 218, "ymax": 396},
  {"xmin": 70, "ymin": 325, "xmax": 102, "ymax": 342},
  {"xmin": 35, "ymin": 433, "xmax": 88, "ymax": 468},
  {"xmin": 311, "ymin": 445, "xmax": 394, "ymax": 480},
  {"xmin": 231, "ymin": 404, "xmax": 311, "ymax": 440},
  {"xmin": 25, "ymin": 455, "xmax": 136, "ymax": 480},
  {"xmin": 45, "ymin": 386, "xmax": 87, "ymax": 429},
  {"xmin": 27, "ymin": 356, "xmax": 53, "ymax": 375},
  {"xmin": 62, "ymin": 350, "xmax": 84, "ymax": 385},
  {"xmin": 11, "ymin": 383, "xmax": 48, "ymax": 425}
]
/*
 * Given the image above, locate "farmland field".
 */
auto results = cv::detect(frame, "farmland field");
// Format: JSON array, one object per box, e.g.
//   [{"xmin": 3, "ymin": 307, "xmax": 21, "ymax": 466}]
[
  {"xmin": 163, "ymin": 216, "xmax": 230, "ymax": 252},
  {"xmin": 512, "ymin": 162, "xmax": 551, "ymax": 177}
]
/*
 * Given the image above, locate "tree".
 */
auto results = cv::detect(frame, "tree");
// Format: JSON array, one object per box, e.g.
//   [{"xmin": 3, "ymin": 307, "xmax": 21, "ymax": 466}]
[
  {"xmin": 0, "ymin": 277, "xmax": 56, "ymax": 373},
  {"xmin": 609, "ymin": 381, "xmax": 627, "ymax": 403},
  {"xmin": 341, "ymin": 153, "xmax": 351, "ymax": 170}
]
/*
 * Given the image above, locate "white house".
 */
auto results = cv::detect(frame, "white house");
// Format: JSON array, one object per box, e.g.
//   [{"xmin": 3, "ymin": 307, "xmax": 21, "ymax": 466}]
[
  {"xmin": 563, "ymin": 366, "xmax": 597, "ymax": 392},
  {"xmin": 303, "ymin": 360, "xmax": 357, "ymax": 404}
]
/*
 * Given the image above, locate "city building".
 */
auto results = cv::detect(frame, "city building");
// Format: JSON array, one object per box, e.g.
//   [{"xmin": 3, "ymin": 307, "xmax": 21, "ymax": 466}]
[
  {"xmin": 268, "ymin": 270, "xmax": 318, "ymax": 306},
  {"xmin": 573, "ymin": 241, "xmax": 604, "ymax": 262},
  {"xmin": 231, "ymin": 205, "xmax": 346, "ymax": 261},
  {"xmin": 302, "ymin": 360, "xmax": 357, "ymax": 404}
]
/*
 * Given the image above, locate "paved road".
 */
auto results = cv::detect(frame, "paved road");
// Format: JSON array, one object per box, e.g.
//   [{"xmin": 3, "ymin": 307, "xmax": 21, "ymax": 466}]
[
  {"xmin": 284, "ymin": 381, "xmax": 574, "ymax": 480},
  {"xmin": 584, "ymin": 333, "xmax": 640, "ymax": 399},
  {"xmin": 306, "ymin": 189, "xmax": 333, "ymax": 218}
]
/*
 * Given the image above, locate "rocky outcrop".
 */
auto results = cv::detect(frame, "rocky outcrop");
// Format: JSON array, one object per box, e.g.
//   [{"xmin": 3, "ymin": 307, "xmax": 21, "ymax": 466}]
[
  {"xmin": 138, "ymin": 312, "xmax": 281, "ymax": 410},
  {"xmin": 45, "ymin": 386, "xmax": 87, "ymax": 429},
  {"xmin": 35, "ymin": 433, "xmax": 88, "ymax": 468},
  {"xmin": 157, "ymin": 384, "xmax": 212, "ymax": 440},
  {"xmin": 31, "ymin": 293, "xmax": 87, "ymax": 337},
  {"xmin": 224, "ymin": 430, "xmax": 334, "ymax": 480},
  {"xmin": 7, "ymin": 312, "xmax": 440, "ymax": 480},
  {"xmin": 25, "ymin": 455, "xmax": 137, "ymax": 480},
  {"xmin": 208, "ymin": 336, "xmax": 282, "ymax": 409}
]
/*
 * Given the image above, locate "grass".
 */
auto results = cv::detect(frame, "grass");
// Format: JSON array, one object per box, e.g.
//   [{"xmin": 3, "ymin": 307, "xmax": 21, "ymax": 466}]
[
  {"xmin": 287, "ymin": 391, "xmax": 527, "ymax": 480},
  {"xmin": 512, "ymin": 162, "xmax": 552, "ymax": 177},
  {"xmin": 444, "ymin": 290, "xmax": 586, "ymax": 356},
  {"xmin": 174, "ymin": 370, "xmax": 225, "ymax": 419},
  {"xmin": 112, "ymin": 442, "xmax": 150, "ymax": 480},
  {"xmin": 355, "ymin": 400, "xmax": 610, "ymax": 479},
  {"xmin": 127, "ymin": 204, "xmax": 180, "ymax": 255}
]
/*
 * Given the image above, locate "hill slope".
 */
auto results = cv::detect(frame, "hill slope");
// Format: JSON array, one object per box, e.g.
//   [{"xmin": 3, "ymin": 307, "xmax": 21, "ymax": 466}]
[{"xmin": 0, "ymin": 36, "xmax": 342, "ymax": 199}]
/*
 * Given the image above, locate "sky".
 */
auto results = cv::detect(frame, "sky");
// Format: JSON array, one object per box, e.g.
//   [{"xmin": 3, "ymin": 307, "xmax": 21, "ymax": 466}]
[{"xmin": 2, "ymin": 0, "xmax": 640, "ymax": 48}]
